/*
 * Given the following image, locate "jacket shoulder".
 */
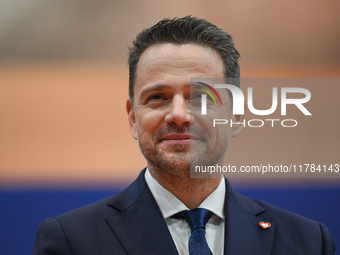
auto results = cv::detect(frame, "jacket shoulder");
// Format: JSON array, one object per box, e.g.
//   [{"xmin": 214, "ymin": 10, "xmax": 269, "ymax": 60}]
[
  {"xmin": 34, "ymin": 194, "xmax": 130, "ymax": 255},
  {"xmin": 233, "ymin": 192, "xmax": 336, "ymax": 254},
  {"xmin": 55, "ymin": 195, "xmax": 117, "ymax": 223}
]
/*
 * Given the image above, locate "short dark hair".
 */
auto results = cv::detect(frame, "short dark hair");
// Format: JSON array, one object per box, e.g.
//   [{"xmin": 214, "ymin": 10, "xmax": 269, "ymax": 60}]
[{"xmin": 128, "ymin": 16, "xmax": 240, "ymax": 105}]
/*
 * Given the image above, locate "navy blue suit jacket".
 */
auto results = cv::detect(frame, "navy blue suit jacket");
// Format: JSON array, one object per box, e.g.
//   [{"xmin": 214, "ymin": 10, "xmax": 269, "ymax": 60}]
[{"xmin": 34, "ymin": 169, "xmax": 336, "ymax": 254}]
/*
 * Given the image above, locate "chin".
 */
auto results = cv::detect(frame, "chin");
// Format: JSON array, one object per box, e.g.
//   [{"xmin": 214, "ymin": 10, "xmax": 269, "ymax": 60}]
[
  {"xmin": 154, "ymin": 152, "xmax": 191, "ymax": 176},
  {"xmin": 164, "ymin": 166, "xmax": 191, "ymax": 179}
]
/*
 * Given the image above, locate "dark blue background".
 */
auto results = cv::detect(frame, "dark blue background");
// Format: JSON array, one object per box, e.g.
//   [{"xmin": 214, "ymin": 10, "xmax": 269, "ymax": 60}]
[{"xmin": 1, "ymin": 185, "xmax": 339, "ymax": 255}]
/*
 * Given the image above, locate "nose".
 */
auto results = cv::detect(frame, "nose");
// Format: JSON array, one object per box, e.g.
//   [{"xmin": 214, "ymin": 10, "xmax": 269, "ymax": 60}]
[{"xmin": 165, "ymin": 94, "xmax": 194, "ymax": 126}]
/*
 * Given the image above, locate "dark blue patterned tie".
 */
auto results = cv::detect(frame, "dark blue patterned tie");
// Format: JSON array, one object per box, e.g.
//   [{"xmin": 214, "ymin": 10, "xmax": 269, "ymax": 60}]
[{"xmin": 172, "ymin": 208, "xmax": 213, "ymax": 255}]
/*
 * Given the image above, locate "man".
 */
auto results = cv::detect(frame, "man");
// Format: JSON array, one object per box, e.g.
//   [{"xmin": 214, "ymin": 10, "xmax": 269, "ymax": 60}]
[{"xmin": 34, "ymin": 16, "xmax": 335, "ymax": 254}]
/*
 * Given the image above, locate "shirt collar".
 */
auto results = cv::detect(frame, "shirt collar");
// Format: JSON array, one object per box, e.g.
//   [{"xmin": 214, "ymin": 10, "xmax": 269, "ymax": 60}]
[{"xmin": 145, "ymin": 168, "xmax": 225, "ymax": 220}]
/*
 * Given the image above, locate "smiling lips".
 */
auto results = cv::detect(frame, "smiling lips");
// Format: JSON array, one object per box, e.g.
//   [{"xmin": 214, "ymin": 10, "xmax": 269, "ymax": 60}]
[{"xmin": 162, "ymin": 134, "xmax": 200, "ymax": 144}]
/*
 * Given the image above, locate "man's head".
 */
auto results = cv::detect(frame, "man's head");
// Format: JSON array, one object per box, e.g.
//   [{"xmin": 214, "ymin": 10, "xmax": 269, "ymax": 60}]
[
  {"xmin": 128, "ymin": 16, "xmax": 240, "ymax": 106},
  {"xmin": 126, "ymin": 16, "xmax": 243, "ymax": 179}
]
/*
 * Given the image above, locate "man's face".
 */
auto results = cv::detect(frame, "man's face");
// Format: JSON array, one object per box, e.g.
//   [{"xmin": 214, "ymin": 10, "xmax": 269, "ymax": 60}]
[{"xmin": 127, "ymin": 43, "xmax": 243, "ymax": 178}]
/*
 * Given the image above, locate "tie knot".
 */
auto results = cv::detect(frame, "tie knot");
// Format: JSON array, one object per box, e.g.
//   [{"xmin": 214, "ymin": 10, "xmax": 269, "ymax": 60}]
[{"xmin": 172, "ymin": 208, "xmax": 213, "ymax": 232}]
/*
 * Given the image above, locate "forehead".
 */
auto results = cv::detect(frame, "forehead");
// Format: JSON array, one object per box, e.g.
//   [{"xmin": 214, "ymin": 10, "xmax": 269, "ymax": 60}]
[{"xmin": 134, "ymin": 43, "xmax": 224, "ymax": 94}]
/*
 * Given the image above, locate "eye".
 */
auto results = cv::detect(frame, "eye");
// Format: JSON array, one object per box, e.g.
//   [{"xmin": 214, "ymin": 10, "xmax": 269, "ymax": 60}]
[
  {"xmin": 144, "ymin": 94, "xmax": 169, "ymax": 107},
  {"xmin": 147, "ymin": 94, "xmax": 165, "ymax": 101},
  {"xmin": 191, "ymin": 93, "xmax": 203, "ymax": 100}
]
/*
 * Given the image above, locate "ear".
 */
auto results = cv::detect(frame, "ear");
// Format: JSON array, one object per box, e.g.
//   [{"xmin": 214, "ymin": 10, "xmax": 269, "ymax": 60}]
[
  {"xmin": 231, "ymin": 100, "xmax": 246, "ymax": 138},
  {"xmin": 126, "ymin": 98, "xmax": 137, "ymax": 140}
]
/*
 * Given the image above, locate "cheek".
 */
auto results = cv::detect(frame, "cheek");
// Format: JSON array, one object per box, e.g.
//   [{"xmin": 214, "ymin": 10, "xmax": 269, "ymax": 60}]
[
  {"xmin": 195, "ymin": 105, "xmax": 232, "ymax": 129},
  {"xmin": 193, "ymin": 106, "xmax": 234, "ymax": 148},
  {"xmin": 136, "ymin": 110, "xmax": 165, "ymax": 134},
  {"xmin": 195, "ymin": 113, "xmax": 214, "ymax": 135}
]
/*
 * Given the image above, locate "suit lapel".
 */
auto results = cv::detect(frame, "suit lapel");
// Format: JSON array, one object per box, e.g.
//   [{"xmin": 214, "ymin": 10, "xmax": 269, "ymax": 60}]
[
  {"xmin": 105, "ymin": 169, "xmax": 178, "ymax": 255},
  {"xmin": 105, "ymin": 170, "xmax": 275, "ymax": 255},
  {"xmin": 224, "ymin": 179, "xmax": 276, "ymax": 255}
]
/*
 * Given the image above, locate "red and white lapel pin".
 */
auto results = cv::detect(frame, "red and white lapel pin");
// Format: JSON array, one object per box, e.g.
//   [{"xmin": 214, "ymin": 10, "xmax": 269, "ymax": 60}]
[{"xmin": 259, "ymin": 221, "xmax": 271, "ymax": 229}]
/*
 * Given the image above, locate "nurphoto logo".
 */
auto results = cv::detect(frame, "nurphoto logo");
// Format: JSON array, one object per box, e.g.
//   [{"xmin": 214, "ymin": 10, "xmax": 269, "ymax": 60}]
[{"xmin": 194, "ymin": 80, "xmax": 312, "ymax": 128}]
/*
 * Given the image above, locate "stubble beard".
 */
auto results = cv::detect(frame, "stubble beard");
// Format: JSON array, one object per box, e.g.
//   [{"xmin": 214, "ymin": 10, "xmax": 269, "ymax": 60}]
[
  {"xmin": 137, "ymin": 133, "xmax": 193, "ymax": 179},
  {"xmin": 136, "ymin": 123, "xmax": 228, "ymax": 179}
]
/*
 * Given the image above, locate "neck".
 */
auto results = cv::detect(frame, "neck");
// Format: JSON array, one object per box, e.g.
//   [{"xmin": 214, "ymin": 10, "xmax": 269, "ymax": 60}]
[{"xmin": 148, "ymin": 167, "xmax": 221, "ymax": 209}]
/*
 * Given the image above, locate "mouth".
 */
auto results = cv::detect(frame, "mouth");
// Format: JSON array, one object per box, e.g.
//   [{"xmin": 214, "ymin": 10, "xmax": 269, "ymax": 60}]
[{"xmin": 161, "ymin": 134, "xmax": 201, "ymax": 144}]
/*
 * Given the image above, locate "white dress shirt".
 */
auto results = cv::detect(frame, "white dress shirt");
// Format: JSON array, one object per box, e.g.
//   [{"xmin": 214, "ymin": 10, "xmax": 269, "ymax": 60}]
[{"xmin": 145, "ymin": 169, "xmax": 225, "ymax": 255}]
